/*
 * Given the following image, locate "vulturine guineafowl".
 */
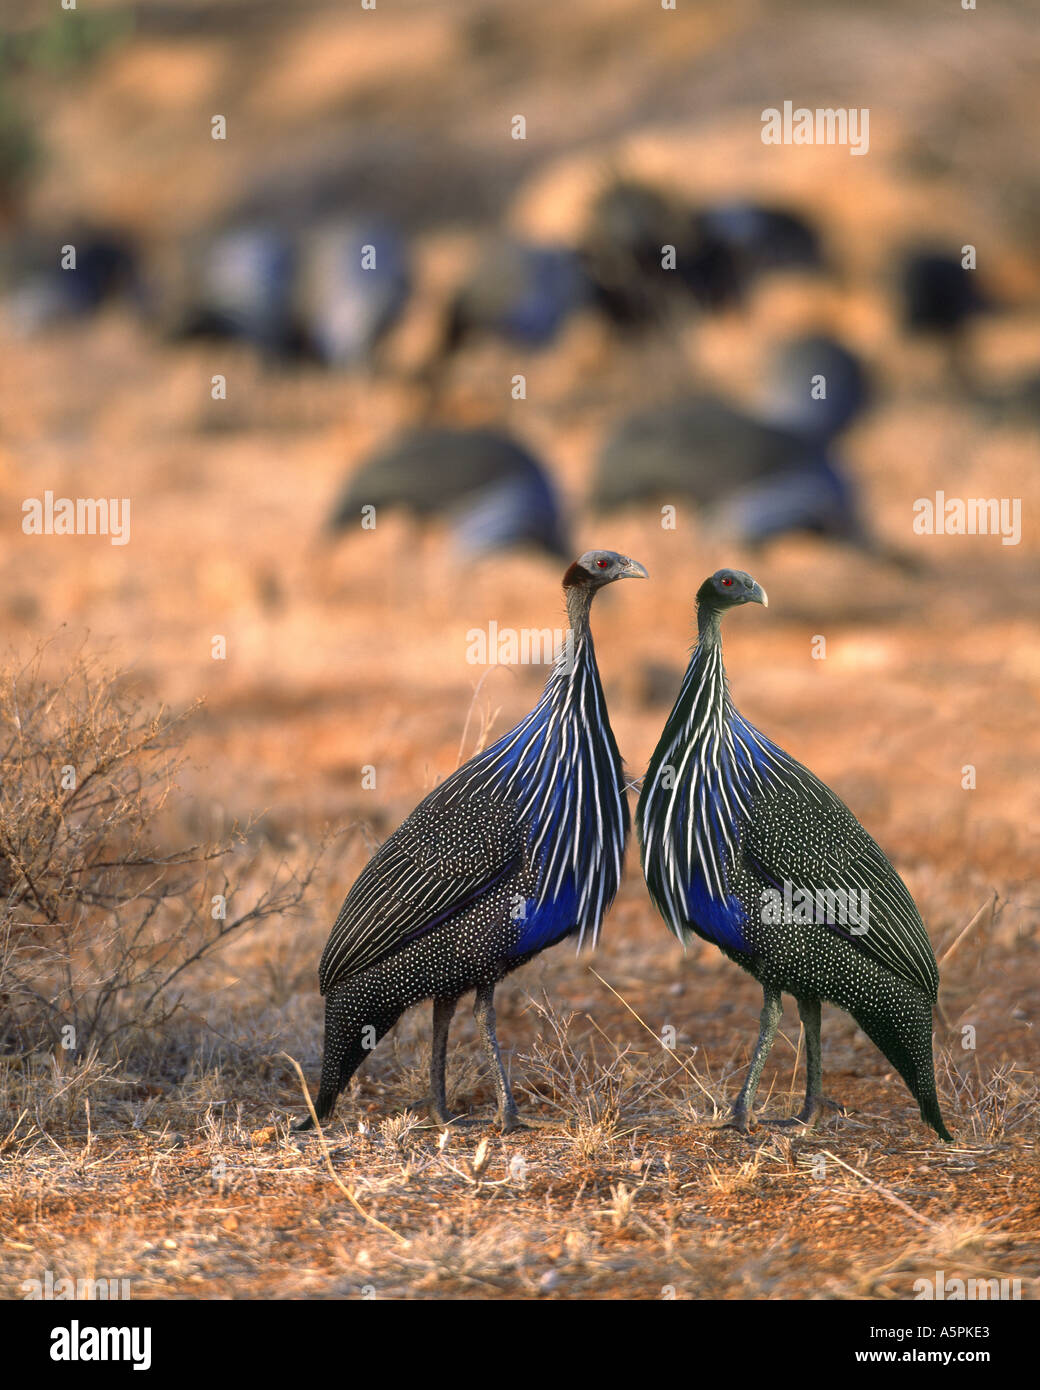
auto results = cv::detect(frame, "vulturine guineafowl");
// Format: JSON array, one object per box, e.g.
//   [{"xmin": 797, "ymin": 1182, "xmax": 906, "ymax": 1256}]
[
  {"xmin": 2, "ymin": 225, "xmax": 141, "ymax": 332},
  {"xmin": 757, "ymin": 332, "xmax": 868, "ymax": 441},
  {"xmin": 327, "ymin": 426, "xmax": 570, "ymax": 559},
  {"xmin": 443, "ymin": 240, "xmax": 593, "ymax": 353},
  {"xmin": 899, "ymin": 248, "xmax": 992, "ymax": 384},
  {"xmin": 296, "ymin": 549, "xmax": 648, "ymax": 1132},
  {"xmin": 637, "ymin": 569, "xmax": 952, "ymax": 1141},
  {"xmin": 295, "ymin": 220, "xmax": 410, "ymax": 367},
  {"xmin": 173, "ymin": 223, "xmax": 300, "ymax": 357},
  {"xmin": 901, "ymin": 250, "xmax": 989, "ymax": 339},
  {"xmin": 172, "ymin": 219, "xmax": 409, "ymax": 364},
  {"xmin": 695, "ymin": 201, "xmax": 823, "ymax": 285},
  {"xmin": 591, "ymin": 334, "xmax": 886, "ymax": 557},
  {"xmin": 581, "ymin": 179, "xmax": 742, "ymax": 325}
]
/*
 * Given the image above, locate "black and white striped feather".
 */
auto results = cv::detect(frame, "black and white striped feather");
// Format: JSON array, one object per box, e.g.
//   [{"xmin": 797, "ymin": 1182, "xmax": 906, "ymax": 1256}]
[
  {"xmin": 320, "ymin": 625, "xmax": 628, "ymax": 993},
  {"xmin": 639, "ymin": 637, "xmax": 939, "ymax": 1000}
]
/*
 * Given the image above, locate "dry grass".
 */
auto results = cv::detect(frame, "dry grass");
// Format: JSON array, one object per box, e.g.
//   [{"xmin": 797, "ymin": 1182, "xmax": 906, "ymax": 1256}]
[{"xmin": 1, "ymin": 966, "xmax": 1037, "ymax": 1300}]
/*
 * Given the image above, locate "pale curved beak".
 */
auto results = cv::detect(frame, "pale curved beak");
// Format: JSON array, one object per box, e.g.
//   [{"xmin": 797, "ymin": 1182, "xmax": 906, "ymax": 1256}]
[
  {"xmin": 621, "ymin": 558, "xmax": 649, "ymax": 579},
  {"xmin": 751, "ymin": 582, "xmax": 769, "ymax": 607}
]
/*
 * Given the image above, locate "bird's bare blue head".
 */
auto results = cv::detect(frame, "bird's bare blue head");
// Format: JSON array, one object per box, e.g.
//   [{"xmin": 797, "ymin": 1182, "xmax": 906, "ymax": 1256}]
[
  {"xmin": 563, "ymin": 550, "xmax": 648, "ymax": 628},
  {"xmin": 697, "ymin": 568, "xmax": 768, "ymax": 628},
  {"xmin": 563, "ymin": 550, "xmax": 649, "ymax": 591}
]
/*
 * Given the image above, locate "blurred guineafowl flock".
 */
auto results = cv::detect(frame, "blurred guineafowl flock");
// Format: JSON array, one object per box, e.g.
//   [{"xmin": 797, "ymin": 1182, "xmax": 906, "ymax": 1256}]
[{"xmin": 3, "ymin": 168, "xmax": 1030, "ymax": 564}]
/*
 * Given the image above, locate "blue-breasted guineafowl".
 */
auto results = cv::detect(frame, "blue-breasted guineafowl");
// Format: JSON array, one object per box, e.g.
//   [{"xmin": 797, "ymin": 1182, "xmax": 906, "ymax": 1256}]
[
  {"xmin": 637, "ymin": 569, "xmax": 952, "ymax": 1141},
  {"xmin": 296, "ymin": 549, "xmax": 648, "ymax": 1132}
]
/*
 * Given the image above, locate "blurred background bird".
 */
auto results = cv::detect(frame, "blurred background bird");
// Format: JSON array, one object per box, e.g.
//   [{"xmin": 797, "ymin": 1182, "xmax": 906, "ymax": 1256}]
[
  {"xmin": 327, "ymin": 426, "xmax": 571, "ymax": 559},
  {"xmin": 169, "ymin": 218, "xmax": 410, "ymax": 367},
  {"xmin": 898, "ymin": 247, "xmax": 994, "ymax": 387},
  {"xmin": 172, "ymin": 222, "xmax": 300, "ymax": 358},
  {"xmin": 442, "ymin": 240, "xmax": 593, "ymax": 354},
  {"xmin": 695, "ymin": 200, "xmax": 823, "ymax": 284},
  {"xmin": 590, "ymin": 332, "xmax": 893, "ymax": 559},
  {"xmin": 295, "ymin": 220, "xmax": 411, "ymax": 368},
  {"xmin": 1, "ymin": 223, "xmax": 142, "ymax": 333},
  {"xmin": 580, "ymin": 178, "xmax": 742, "ymax": 326}
]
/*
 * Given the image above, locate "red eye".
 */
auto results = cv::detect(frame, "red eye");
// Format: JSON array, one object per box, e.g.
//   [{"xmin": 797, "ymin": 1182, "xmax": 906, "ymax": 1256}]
[
  {"xmin": 720, "ymin": 577, "xmax": 734, "ymax": 586},
  {"xmin": 597, "ymin": 558, "xmax": 610, "ymax": 569}
]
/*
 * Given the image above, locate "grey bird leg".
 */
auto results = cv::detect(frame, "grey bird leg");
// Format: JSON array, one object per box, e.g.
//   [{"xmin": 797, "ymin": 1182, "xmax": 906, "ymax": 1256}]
[
  {"xmin": 726, "ymin": 985, "xmax": 783, "ymax": 1132},
  {"xmin": 427, "ymin": 994, "xmax": 459, "ymax": 1125},
  {"xmin": 797, "ymin": 995, "xmax": 824, "ymax": 1122},
  {"xmin": 764, "ymin": 995, "xmax": 847, "ymax": 1128},
  {"xmin": 474, "ymin": 981, "xmax": 525, "ymax": 1133}
]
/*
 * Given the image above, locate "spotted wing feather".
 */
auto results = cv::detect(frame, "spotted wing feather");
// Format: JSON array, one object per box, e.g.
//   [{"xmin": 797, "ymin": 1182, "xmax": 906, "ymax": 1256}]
[
  {"xmin": 742, "ymin": 769, "xmax": 939, "ymax": 1001},
  {"xmin": 318, "ymin": 786, "xmax": 523, "ymax": 993}
]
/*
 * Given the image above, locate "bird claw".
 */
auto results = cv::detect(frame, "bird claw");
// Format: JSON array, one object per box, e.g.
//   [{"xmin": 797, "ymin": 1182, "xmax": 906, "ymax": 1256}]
[
  {"xmin": 719, "ymin": 1109, "xmax": 755, "ymax": 1134},
  {"xmin": 420, "ymin": 1090, "xmax": 467, "ymax": 1127},
  {"xmin": 425, "ymin": 1102, "xmax": 546, "ymax": 1133},
  {"xmin": 424, "ymin": 1102, "xmax": 475, "ymax": 1128},
  {"xmin": 503, "ymin": 1114, "xmax": 557, "ymax": 1133},
  {"xmin": 760, "ymin": 1096, "xmax": 847, "ymax": 1130},
  {"xmin": 428, "ymin": 1111, "xmax": 463, "ymax": 1128}
]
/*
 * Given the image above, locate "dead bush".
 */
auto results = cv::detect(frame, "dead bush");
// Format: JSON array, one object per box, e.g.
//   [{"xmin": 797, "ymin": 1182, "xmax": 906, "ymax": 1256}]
[{"xmin": 0, "ymin": 648, "xmax": 320, "ymax": 1062}]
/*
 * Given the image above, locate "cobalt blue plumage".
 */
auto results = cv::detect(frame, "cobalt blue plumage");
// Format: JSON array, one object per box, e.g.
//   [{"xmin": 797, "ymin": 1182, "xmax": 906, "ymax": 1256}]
[
  {"xmin": 638, "ymin": 569, "xmax": 951, "ymax": 1141},
  {"xmin": 696, "ymin": 201, "xmax": 823, "ymax": 284},
  {"xmin": 297, "ymin": 549, "xmax": 647, "ymax": 1133},
  {"xmin": 3, "ymin": 226, "xmax": 141, "ymax": 332}
]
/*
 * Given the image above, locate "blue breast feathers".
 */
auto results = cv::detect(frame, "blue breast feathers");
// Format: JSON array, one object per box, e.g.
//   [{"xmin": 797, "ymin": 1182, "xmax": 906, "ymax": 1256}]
[
  {"xmin": 662, "ymin": 709, "xmax": 788, "ymax": 956},
  {"xmin": 682, "ymin": 877, "xmax": 751, "ymax": 954},
  {"xmin": 511, "ymin": 879, "xmax": 581, "ymax": 956},
  {"xmin": 445, "ymin": 627, "xmax": 626, "ymax": 952}
]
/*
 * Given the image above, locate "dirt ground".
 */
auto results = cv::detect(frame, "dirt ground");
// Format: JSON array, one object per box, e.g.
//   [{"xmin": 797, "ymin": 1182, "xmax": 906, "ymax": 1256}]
[{"xmin": 0, "ymin": 0, "xmax": 1037, "ymax": 1300}]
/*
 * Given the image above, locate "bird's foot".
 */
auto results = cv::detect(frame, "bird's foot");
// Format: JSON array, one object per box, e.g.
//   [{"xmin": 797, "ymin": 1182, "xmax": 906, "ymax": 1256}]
[
  {"xmin": 500, "ymin": 1108, "xmax": 530, "ymax": 1134},
  {"xmin": 293, "ymin": 1110, "xmax": 337, "ymax": 1134},
  {"xmin": 719, "ymin": 1106, "xmax": 756, "ymax": 1134},
  {"xmin": 502, "ymin": 1112, "xmax": 557, "ymax": 1134},
  {"xmin": 423, "ymin": 1096, "xmax": 470, "ymax": 1128},
  {"xmin": 818, "ymin": 1095, "xmax": 846, "ymax": 1115},
  {"xmin": 761, "ymin": 1096, "xmax": 847, "ymax": 1130}
]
